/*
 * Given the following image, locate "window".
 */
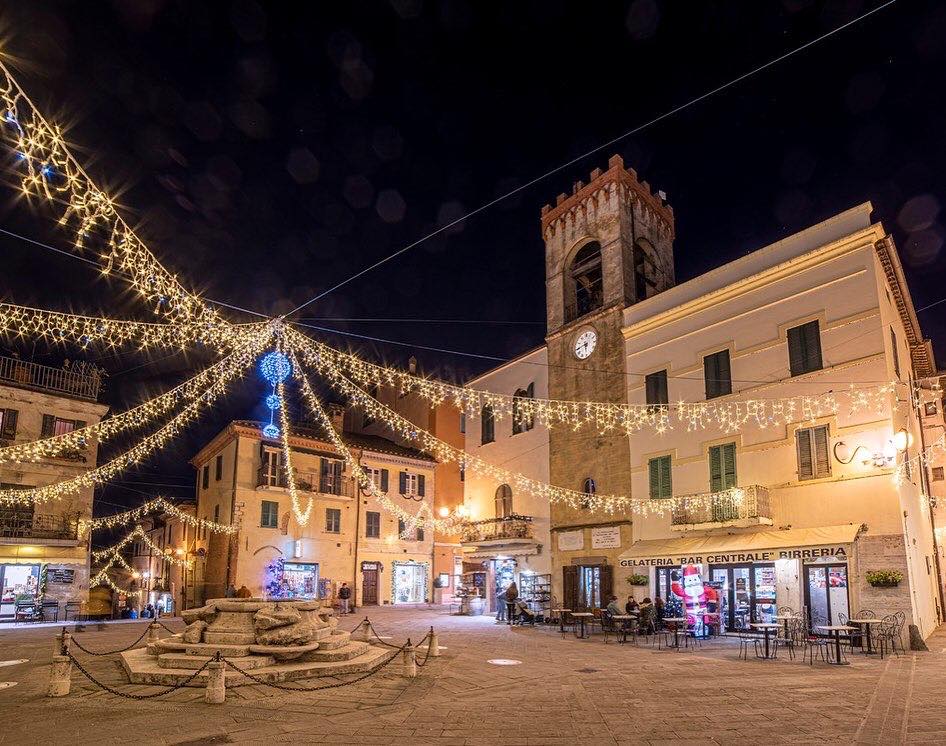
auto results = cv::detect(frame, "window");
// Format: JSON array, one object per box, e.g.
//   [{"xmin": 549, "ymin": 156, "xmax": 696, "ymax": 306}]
[
  {"xmin": 325, "ymin": 508, "xmax": 341, "ymax": 533},
  {"xmin": 366, "ymin": 468, "xmax": 389, "ymax": 493},
  {"xmin": 495, "ymin": 484, "xmax": 513, "ymax": 518},
  {"xmin": 202, "ymin": 465, "xmax": 209, "ymax": 490},
  {"xmin": 459, "ymin": 413, "xmax": 466, "ymax": 434},
  {"xmin": 796, "ymin": 425, "xmax": 831, "ymax": 480},
  {"xmin": 512, "ymin": 383, "xmax": 535, "ymax": 434},
  {"xmin": 703, "ymin": 350, "xmax": 732, "ymax": 399},
  {"xmin": 261, "ymin": 500, "xmax": 279, "ymax": 528},
  {"xmin": 645, "ymin": 370, "xmax": 669, "ymax": 406},
  {"xmin": 398, "ymin": 518, "xmax": 406, "ymax": 536},
  {"xmin": 0, "ymin": 408, "xmax": 18, "ymax": 440},
  {"xmin": 708, "ymin": 443, "xmax": 737, "ymax": 491},
  {"xmin": 416, "ymin": 527, "xmax": 425, "ymax": 541},
  {"xmin": 787, "ymin": 320, "xmax": 823, "ymax": 377},
  {"xmin": 582, "ymin": 477, "xmax": 596, "ymax": 494},
  {"xmin": 261, "ymin": 448, "xmax": 283, "ymax": 487},
  {"xmin": 649, "ymin": 456, "xmax": 672, "ymax": 499},
  {"xmin": 213, "ymin": 504, "xmax": 220, "ymax": 524},
  {"xmin": 320, "ymin": 458, "xmax": 343, "ymax": 495},
  {"xmin": 568, "ymin": 241, "xmax": 603, "ymax": 321},
  {"xmin": 481, "ymin": 404, "xmax": 495, "ymax": 444},
  {"xmin": 933, "ymin": 467, "xmax": 944, "ymax": 482},
  {"xmin": 365, "ymin": 511, "xmax": 381, "ymax": 538},
  {"xmin": 925, "ymin": 401, "xmax": 938, "ymax": 416},
  {"xmin": 460, "ymin": 465, "xmax": 465, "ymax": 482},
  {"xmin": 40, "ymin": 415, "xmax": 84, "ymax": 438},
  {"xmin": 890, "ymin": 327, "xmax": 901, "ymax": 379},
  {"xmin": 633, "ymin": 239, "xmax": 659, "ymax": 301},
  {"xmin": 215, "ymin": 454, "xmax": 223, "ymax": 481},
  {"xmin": 399, "ymin": 471, "xmax": 425, "ymax": 497}
]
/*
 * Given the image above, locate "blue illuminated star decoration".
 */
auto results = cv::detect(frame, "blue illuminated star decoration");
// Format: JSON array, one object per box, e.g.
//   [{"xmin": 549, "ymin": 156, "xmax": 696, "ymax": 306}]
[{"xmin": 259, "ymin": 350, "xmax": 292, "ymax": 439}]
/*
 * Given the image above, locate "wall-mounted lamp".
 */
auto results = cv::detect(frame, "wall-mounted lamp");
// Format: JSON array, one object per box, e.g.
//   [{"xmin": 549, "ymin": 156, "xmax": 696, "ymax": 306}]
[
  {"xmin": 834, "ymin": 440, "xmax": 894, "ymax": 469},
  {"xmin": 438, "ymin": 506, "xmax": 450, "ymax": 518},
  {"xmin": 892, "ymin": 428, "xmax": 912, "ymax": 452}
]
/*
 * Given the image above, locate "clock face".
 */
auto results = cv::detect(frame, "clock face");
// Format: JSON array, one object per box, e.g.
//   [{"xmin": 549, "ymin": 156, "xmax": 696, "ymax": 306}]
[{"xmin": 573, "ymin": 329, "xmax": 598, "ymax": 360}]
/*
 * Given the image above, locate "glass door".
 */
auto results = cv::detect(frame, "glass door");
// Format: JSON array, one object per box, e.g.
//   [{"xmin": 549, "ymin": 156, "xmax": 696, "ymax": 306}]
[
  {"xmin": 753, "ymin": 564, "xmax": 777, "ymax": 625},
  {"xmin": 731, "ymin": 567, "xmax": 752, "ymax": 630},
  {"xmin": 579, "ymin": 566, "xmax": 601, "ymax": 609},
  {"xmin": 710, "ymin": 568, "xmax": 731, "ymax": 629},
  {"xmin": 805, "ymin": 563, "xmax": 849, "ymax": 626}
]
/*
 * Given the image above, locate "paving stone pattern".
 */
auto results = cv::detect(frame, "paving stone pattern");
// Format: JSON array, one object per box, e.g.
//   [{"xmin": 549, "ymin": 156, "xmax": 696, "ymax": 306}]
[{"xmin": 2, "ymin": 608, "xmax": 946, "ymax": 745}]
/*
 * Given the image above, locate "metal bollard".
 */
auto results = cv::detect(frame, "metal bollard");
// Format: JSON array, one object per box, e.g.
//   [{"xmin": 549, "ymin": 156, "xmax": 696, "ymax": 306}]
[
  {"xmin": 47, "ymin": 654, "xmax": 72, "ymax": 697},
  {"xmin": 147, "ymin": 622, "xmax": 161, "ymax": 643},
  {"xmin": 205, "ymin": 660, "xmax": 226, "ymax": 704},
  {"xmin": 402, "ymin": 639, "xmax": 417, "ymax": 678},
  {"xmin": 428, "ymin": 627, "xmax": 440, "ymax": 657}
]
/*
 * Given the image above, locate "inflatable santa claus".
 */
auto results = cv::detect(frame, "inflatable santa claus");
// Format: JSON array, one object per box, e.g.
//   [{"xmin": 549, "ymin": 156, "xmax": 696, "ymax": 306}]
[{"xmin": 670, "ymin": 564, "xmax": 716, "ymax": 637}]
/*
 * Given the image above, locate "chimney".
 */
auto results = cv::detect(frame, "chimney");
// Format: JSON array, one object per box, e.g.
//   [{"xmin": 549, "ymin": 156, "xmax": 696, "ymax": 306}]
[
  {"xmin": 408, "ymin": 356, "xmax": 417, "ymax": 375},
  {"xmin": 326, "ymin": 403, "xmax": 345, "ymax": 433}
]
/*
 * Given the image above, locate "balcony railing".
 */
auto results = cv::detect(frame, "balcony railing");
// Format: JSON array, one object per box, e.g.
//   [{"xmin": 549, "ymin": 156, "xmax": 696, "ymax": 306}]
[
  {"xmin": 461, "ymin": 515, "xmax": 535, "ymax": 543},
  {"xmin": 670, "ymin": 485, "xmax": 771, "ymax": 527},
  {"xmin": 0, "ymin": 356, "xmax": 102, "ymax": 401},
  {"xmin": 257, "ymin": 469, "xmax": 353, "ymax": 497},
  {"xmin": 563, "ymin": 291, "xmax": 604, "ymax": 324},
  {"xmin": 0, "ymin": 511, "xmax": 80, "ymax": 541}
]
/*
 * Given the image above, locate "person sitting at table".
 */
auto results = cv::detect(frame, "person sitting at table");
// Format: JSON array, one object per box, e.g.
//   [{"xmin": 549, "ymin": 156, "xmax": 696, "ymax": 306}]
[
  {"xmin": 606, "ymin": 595, "xmax": 622, "ymax": 616},
  {"xmin": 654, "ymin": 596, "xmax": 666, "ymax": 628},
  {"xmin": 637, "ymin": 598, "xmax": 657, "ymax": 634},
  {"xmin": 625, "ymin": 595, "xmax": 639, "ymax": 614}
]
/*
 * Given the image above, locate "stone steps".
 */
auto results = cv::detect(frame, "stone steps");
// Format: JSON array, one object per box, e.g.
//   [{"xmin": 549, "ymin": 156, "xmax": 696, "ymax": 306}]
[
  {"xmin": 184, "ymin": 642, "xmax": 252, "ymax": 657},
  {"xmin": 302, "ymin": 641, "xmax": 368, "ymax": 662},
  {"xmin": 158, "ymin": 653, "xmax": 274, "ymax": 671},
  {"xmin": 202, "ymin": 631, "xmax": 257, "ymax": 645},
  {"xmin": 315, "ymin": 630, "xmax": 351, "ymax": 649}
]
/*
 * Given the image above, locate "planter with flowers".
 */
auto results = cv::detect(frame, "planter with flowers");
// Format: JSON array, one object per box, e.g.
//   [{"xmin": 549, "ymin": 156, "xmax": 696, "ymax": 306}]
[
  {"xmin": 866, "ymin": 569, "xmax": 903, "ymax": 588},
  {"xmin": 626, "ymin": 573, "xmax": 649, "ymax": 587}
]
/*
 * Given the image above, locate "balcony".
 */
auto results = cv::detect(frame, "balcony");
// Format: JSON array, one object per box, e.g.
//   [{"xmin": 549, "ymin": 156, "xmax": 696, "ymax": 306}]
[
  {"xmin": 461, "ymin": 515, "xmax": 535, "ymax": 545},
  {"xmin": 670, "ymin": 485, "xmax": 773, "ymax": 531},
  {"xmin": 0, "ymin": 356, "xmax": 102, "ymax": 401},
  {"xmin": 256, "ymin": 469, "xmax": 354, "ymax": 498},
  {"xmin": 0, "ymin": 510, "xmax": 80, "ymax": 542}
]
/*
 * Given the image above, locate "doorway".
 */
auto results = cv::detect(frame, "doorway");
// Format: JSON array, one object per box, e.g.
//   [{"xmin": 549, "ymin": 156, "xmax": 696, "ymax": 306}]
[
  {"xmin": 804, "ymin": 563, "xmax": 850, "ymax": 626},
  {"xmin": 392, "ymin": 561, "xmax": 427, "ymax": 604},
  {"xmin": 361, "ymin": 562, "xmax": 379, "ymax": 606},
  {"xmin": 709, "ymin": 564, "xmax": 777, "ymax": 631}
]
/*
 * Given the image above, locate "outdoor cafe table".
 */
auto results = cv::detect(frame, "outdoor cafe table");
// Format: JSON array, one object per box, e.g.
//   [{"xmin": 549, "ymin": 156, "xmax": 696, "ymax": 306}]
[
  {"xmin": 571, "ymin": 612, "xmax": 594, "ymax": 639},
  {"xmin": 662, "ymin": 617, "xmax": 687, "ymax": 648},
  {"xmin": 816, "ymin": 624, "xmax": 856, "ymax": 665},
  {"xmin": 611, "ymin": 613, "xmax": 638, "ymax": 643},
  {"xmin": 552, "ymin": 608, "xmax": 571, "ymax": 634},
  {"xmin": 773, "ymin": 614, "xmax": 795, "ymax": 639},
  {"xmin": 848, "ymin": 618, "xmax": 883, "ymax": 654},
  {"xmin": 750, "ymin": 623, "xmax": 780, "ymax": 659}
]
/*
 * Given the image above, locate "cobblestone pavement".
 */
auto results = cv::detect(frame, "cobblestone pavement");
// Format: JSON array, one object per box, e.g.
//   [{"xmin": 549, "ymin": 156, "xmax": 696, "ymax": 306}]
[{"xmin": 1, "ymin": 607, "xmax": 945, "ymax": 745}]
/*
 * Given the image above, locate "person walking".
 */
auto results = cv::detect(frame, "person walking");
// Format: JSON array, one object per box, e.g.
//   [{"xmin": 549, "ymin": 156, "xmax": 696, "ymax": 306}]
[
  {"xmin": 504, "ymin": 581, "xmax": 519, "ymax": 626},
  {"xmin": 338, "ymin": 582, "xmax": 352, "ymax": 614}
]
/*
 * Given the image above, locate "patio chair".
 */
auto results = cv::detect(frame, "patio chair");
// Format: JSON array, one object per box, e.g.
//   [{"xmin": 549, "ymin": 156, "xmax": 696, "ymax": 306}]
[
  {"xmin": 40, "ymin": 600, "xmax": 59, "ymax": 623},
  {"xmin": 738, "ymin": 630, "xmax": 761, "ymax": 660},
  {"xmin": 683, "ymin": 623, "xmax": 703, "ymax": 650},
  {"xmin": 800, "ymin": 619, "xmax": 829, "ymax": 665},
  {"xmin": 559, "ymin": 612, "xmax": 576, "ymax": 639},
  {"xmin": 14, "ymin": 600, "xmax": 40, "ymax": 624},
  {"xmin": 877, "ymin": 613, "xmax": 906, "ymax": 659},
  {"xmin": 600, "ymin": 610, "xmax": 616, "ymax": 644},
  {"xmin": 63, "ymin": 601, "xmax": 82, "ymax": 621},
  {"xmin": 854, "ymin": 609, "xmax": 876, "ymax": 618},
  {"xmin": 776, "ymin": 616, "xmax": 801, "ymax": 661},
  {"xmin": 837, "ymin": 612, "xmax": 860, "ymax": 650}
]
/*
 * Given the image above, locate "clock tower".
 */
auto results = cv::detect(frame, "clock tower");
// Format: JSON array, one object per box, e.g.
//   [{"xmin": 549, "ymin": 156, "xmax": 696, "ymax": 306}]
[{"xmin": 542, "ymin": 154, "xmax": 675, "ymax": 607}]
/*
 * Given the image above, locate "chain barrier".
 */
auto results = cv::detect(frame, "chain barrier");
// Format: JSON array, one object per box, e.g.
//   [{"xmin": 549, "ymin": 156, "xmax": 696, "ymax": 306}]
[
  {"xmin": 65, "ymin": 649, "xmax": 214, "ymax": 699},
  {"xmin": 157, "ymin": 620, "xmax": 181, "ymax": 635},
  {"xmin": 414, "ymin": 631, "xmax": 434, "ymax": 668},
  {"xmin": 68, "ymin": 624, "xmax": 152, "ymax": 656},
  {"xmin": 366, "ymin": 621, "xmax": 405, "ymax": 649},
  {"xmin": 221, "ymin": 643, "xmax": 407, "ymax": 692}
]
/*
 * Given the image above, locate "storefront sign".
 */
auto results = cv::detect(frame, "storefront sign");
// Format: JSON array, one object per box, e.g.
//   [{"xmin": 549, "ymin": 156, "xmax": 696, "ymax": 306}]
[
  {"xmin": 591, "ymin": 526, "xmax": 621, "ymax": 549},
  {"xmin": 361, "ymin": 562, "xmax": 380, "ymax": 571},
  {"xmin": 619, "ymin": 545, "xmax": 848, "ymax": 567},
  {"xmin": 558, "ymin": 530, "xmax": 584, "ymax": 551},
  {"xmin": 47, "ymin": 568, "xmax": 75, "ymax": 585}
]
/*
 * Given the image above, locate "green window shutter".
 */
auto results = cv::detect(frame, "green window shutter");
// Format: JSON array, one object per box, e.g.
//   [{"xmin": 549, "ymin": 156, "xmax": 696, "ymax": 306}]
[
  {"xmin": 789, "ymin": 321, "xmax": 823, "ymax": 376},
  {"xmin": 722, "ymin": 443, "xmax": 737, "ymax": 489},
  {"xmin": 814, "ymin": 426, "xmax": 830, "ymax": 478},
  {"xmin": 660, "ymin": 455, "xmax": 672, "ymax": 498},
  {"xmin": 649, "ymin": 458, "xmax": 660, "ymax": 499},
  {"xmin": 709, "ymin": 446, "xmax": 722, "ymax": 492},
  {"xmin": 797, "ymin": 428, "xmax": 813, "ymax": 479},
  {"xmin": 41, "ymin": 414, "xmax": 55, "ymax": 438}
]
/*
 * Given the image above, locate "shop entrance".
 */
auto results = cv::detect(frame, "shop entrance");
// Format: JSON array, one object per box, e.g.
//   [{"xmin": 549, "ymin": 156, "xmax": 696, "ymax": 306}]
[
  {"xmin": 392, "ymin": 562, "xmax": 427, "ymax": 604},
  {"xmin": 710, "ymin": 563, "xmax": 777, "ymax": 631},
  {"xmin": 0, "ymin": 564, "xmax": 39, "ymax": 618},
  {"xmin": 493, "ymin": 559, "xmax": 516, "ymax": 613},
  {"xmin": 804, "ymin": 563, "xmax": 850, "ymax": 626},
  {"xmin": 282, "ymin": 562, "xmax": 319, "ymax": 598},
  {"xmin": 562, "ymin": 564, "xmax": 613, "ymax": 611},
  {"xmin": 361, "ymin": 562, "xmax": 379, "ymax": 606}
]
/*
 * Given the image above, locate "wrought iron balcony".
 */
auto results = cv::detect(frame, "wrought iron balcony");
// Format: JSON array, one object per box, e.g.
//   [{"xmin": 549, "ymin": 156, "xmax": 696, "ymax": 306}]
[
  {"xmin": 670, "ymin": 485, "xmax": 772, "ymax": 529},
  {"xmin": 0, "ymin": 510, "xmax": 80, "ymax": 541},
  {"xmin": 257, "ymin": 469, "xmax": 353, "ymax": 497},
  {"xmin": 461, "ymin": 515, "xmax": 535, "ymax": 543},
  {"xmin": 0, "ymin": 356, "xmax": 102, "ymax": 401}
]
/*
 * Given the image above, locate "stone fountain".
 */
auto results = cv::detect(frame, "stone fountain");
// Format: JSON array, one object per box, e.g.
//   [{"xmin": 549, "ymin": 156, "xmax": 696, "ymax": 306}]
[{"xmin": 121, "ymin": 598, "xmax": 391, "ymax": 686}]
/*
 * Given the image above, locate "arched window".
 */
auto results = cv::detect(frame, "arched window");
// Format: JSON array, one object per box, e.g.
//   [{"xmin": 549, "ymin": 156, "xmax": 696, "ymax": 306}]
[
  {"xmin": 495, "ymin": 484, "xmax": 513, "ymax": 518},
  {"xmin": 566, "ymin": 241, "xmax": 603, "ymax": 321},
  {"xmin": 633, "ymin": 239, "xmax": 659, "ymax": 301},
  {"xmin": 580, "ymin": 477, "xmax": 596, "ymax": 510},
  {"xmin": 481, "ymin": 404, "xmax": 495, "ymax": 445},
  {"xmin": 511, "ymin": 382, "xmax": 535, "ymax": 435}
]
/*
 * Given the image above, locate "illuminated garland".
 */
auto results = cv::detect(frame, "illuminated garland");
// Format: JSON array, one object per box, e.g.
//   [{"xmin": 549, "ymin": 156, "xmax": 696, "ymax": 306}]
[
  {"xmin": 91, "ymin": 570, "xmax": 139, "ymax": 598},
  {"xmin": 82, "ymin": 497, "xmax": 236, "ymax": 535},
  {"xmin": 896, "ymin": 433, "xmax": 946, "ymax": 486},
  {"xmin": 0, "ymin": 303, "xmax": 255, "ymax": 352},
  {"xmin": 0, "ymin": 62, "xmax": 223, "ymax": 329},
  {"xmin": 286, "ymin": 328, "xmax": 898, "ymax": 436},
  {"xmin": 0, "ymin": 328, "xmax": 273, "ymax": 465},
  {"xmin": 91, "ymin": 525, "xmax": 191, "ymax": 568},
  {"xmin": 0, "ymin": 329, "xmax": 271, "ymax": 505},
  {"xmin": 276, "ymin": 380, "xmax": 314, "ymax": 526}
]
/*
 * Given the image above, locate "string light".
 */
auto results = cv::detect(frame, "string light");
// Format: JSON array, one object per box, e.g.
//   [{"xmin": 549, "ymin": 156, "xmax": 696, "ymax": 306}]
[
  {"xmin": 275, "ymin": 379, "xmax": 314, "ymax": 526},
  {"xmin": 92, "ymin": 525, "xmax": 192, "ymax": 569},
  {"xmin": 91, "ymin": 570, "xmax": 139, "ymax": 598},
  {"xmin": 895, "ymin": 433, "xmax": 946, "ymax": 486},
  {"xmin": 81, "ymin": 497, "xmax": 236, "ymax": 535}
]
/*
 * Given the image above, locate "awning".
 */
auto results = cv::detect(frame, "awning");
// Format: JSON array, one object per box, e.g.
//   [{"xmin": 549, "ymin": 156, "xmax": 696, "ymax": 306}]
[
  {"xmin": 0, "ymin": 544, "xmax": 87, "ymax": 565},
  {"xmin": 462, "ymin": 545, "xmax": 540, "ymax": 560},
  {"xmin": 618, "ymin": 524, "xmax": 859, "ymax": 568}
]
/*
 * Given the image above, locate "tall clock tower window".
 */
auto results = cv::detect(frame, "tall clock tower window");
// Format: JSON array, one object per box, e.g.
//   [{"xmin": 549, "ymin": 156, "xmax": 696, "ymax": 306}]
[{"xmin": 566, "ymin": 241, "xmax": 603, "ymax": 323}]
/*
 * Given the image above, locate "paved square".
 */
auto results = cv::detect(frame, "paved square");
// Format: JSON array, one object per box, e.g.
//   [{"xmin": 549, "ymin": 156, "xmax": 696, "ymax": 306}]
[{"xmin": 1, "ymin": 608, "xmax": 944, "ymax": 744}]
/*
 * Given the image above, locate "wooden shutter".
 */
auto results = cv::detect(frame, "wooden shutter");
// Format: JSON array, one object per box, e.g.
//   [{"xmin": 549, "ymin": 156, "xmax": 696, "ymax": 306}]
[
  {"xmin": 398, "ymin": 471, "xmax": 407, "ymax": 494},
  {"xmin": 709, "ymin": 446, "xmax": 722, "ymax": 491},
  {"xmin": 805, "ymin": 322, "xmax": 823, "ymax": 371},
  {"xmin": 788, "ymin": 325, "xmax": 805, "ymax": 377},
  {"xmin": 703, "ymin": 354, "xmax": 718, "ymax": 399},
  {"xmin": 563, "ymin": 565, "xmax": 579, "ymax": 611},
  {"xmin": 41, "ymin": 414, "xmax": 55, "ymax": 438},
  {"xmin": 0, "ymin": 409, "xmax": 17, "ymax": 440},
  {"xmin": 398, "ymin": 518, "xmax": 406, "ymax": 535},
  {"xmin": 660, "ymin": 456, "xmax": 672, "ymax": 498},
  {"xmin": 716, "ymin": 351, "xmax": 732, "ymax": 396},
  {"xmin": 722, "ymin": 443, "xmax": 737, "ymax": 488},
  {"xmin": 380, "ymin": 469, "xmax": 389, "ymax": 493},
  {"xmin": 814, "ymin": 426, "xmax": 830, "ymax": 478},
  {"xmin": 417, "ymin": 474, "xmax": 425, "ymax": 496},
  {"xmin": 600, "ymin": 564, "xmax": 614, "ymax": 606},
  {"xmin": 797, "ymin": 428, "xmax": 813, "ymax": 479},
  {"xmin": 649, "ymin": 458, "xmax": 660, "ymax": 499},
  {"xmin": 890, "ymin": 327, "xmax": 901, "ymax": 379},
  {"xmin": 332, "ymin": 460, "xmax": 342, "ymax": 494}
]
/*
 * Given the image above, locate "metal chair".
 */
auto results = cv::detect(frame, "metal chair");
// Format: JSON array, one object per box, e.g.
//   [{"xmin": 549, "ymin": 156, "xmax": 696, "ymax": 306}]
[
  {"xmin": 776, "ymin": 605, "xmax": 795, "ymax": 615},
  {"xmin": 800, "ymin": 619, "xmax": 829, "ymax": 665},
  {"xmin": 738, "ymin": 630, "xmax": 761, "ymax": 660},
  {"xmin": 64, "ymin": 601, "xmax": 82, "ymax": 621},
  {"xmin": 837, "ymin": 612, "xmax": 860, "ymax": 650},
  {"xmin": 600, "ymin": 610, "xmax": 616, "ymax": 644},
  {"xmin": 877, "ymin": 613, "xmax": 906, "ymax": 659},
  {"xmin": 854, "ymin": 609, "xmax": 876, "ymax": 618},
  {"xmin": 40, "ymin": 600, "xmax": 59, "ymax": 622}
]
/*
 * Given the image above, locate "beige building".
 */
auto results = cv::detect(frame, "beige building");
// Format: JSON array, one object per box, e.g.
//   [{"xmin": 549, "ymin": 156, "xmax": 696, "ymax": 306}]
[
  {"xmin": 0, "ymin": 355, "xmax": 108, "ymax": 619},
  {"xmin": 191, "ymin": 413, "xmax": 437, "ymax": 609},
  {"xmin": 461, "ymin": 346, "xmax": 551, "ymax": 614},
  {"xmin": 919, "ymin": 374, "xmax": 946, "ymax": 605},
  {"xmin": 129, "ymin": 502, "xmax": 202, "ymax": 613}
]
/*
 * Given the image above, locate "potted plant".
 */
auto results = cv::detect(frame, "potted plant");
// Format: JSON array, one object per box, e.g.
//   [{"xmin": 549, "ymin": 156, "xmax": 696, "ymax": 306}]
[
  {"xmin": 626, "ymin": 573, "xmax": 649, "ymax": 587},
  {"xmin": 866, "ymin": 569, "xmax": 904, "ymax": 588}
]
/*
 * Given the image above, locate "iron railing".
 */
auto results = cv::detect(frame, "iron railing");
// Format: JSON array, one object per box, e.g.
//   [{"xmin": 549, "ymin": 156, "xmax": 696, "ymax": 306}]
[
  {"xmin": 0, "ymin": 510, "xmax": 80, "ymax": 540},
  {"xmin": 0, "ymin": 356, "xmax": 102, "ymax": 400},
  {"xmin": 257, "ymin": 469, "xmax": 353, "ymax": 497},
  {"xmin": 670, "ymin": 485, "xmax": 771, "ymax": 526},
  {"xmin": 461, "ymin": 515, "xmax": 534, "ymax": 543}
]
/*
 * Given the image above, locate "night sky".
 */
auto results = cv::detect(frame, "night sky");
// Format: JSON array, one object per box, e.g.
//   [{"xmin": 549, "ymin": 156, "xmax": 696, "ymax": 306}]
[{"xmin": 1, "ymin": 1, "xmax": 944, "ymax": 528}]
